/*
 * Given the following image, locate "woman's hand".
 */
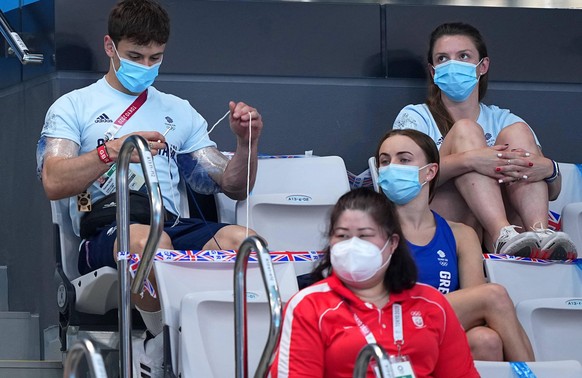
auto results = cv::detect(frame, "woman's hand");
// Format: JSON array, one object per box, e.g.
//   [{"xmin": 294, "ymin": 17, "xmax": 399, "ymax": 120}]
[
  {"xmin": 494, "ymin": 148, "xmax": 553, "ymax": 184},
  {"xmin": 467, "ymin": 144, "xmax": 511, "ymax": 179}
]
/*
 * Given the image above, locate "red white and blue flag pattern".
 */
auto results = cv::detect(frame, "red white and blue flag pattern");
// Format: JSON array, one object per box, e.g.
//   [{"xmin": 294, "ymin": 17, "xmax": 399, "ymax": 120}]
[{"xmin": 129, "ymin": 249, "xmax": 323, "ymax": 298}]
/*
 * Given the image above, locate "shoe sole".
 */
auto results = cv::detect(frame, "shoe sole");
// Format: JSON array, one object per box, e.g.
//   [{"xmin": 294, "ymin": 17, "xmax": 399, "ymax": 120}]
[
  {"xmin": 540, "ymin": 245, "xmax": 577, "ymax": 261},
  {"xmin": 500, "ymin": 238, "xmax": 540, "ymax": 258}
]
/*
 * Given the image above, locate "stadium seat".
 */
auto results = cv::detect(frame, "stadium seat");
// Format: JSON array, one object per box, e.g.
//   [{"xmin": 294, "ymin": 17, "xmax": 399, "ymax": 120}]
[
  {"xmin": 154, "ymin": 260, "xmax": 298, "ymax": 377},
  {"xmin": 52, "ymin": 180, "xmax": 192, "ymax": 355},
  {"xmin": 484, "ymin": 258, "xmax": 582, "ymax": 363},
  {"xmin": 217, "ymin": 155, "xmax": 350, "ymax": 275}
]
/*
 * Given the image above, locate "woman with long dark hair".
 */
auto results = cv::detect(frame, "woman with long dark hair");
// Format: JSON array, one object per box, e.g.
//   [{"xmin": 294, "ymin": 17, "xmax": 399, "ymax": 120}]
[
  {"xmin": 375, "ymin": 128, "xmax": 534, "ymax": 362},
  {"xmin": 392, "ymin": 22, "xmax": 576, "ymax": 260}
]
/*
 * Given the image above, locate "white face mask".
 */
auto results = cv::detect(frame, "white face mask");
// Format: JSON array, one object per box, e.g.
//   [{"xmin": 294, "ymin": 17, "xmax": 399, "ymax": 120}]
[{"xmin": 330, "ymin": 237, "xmax": 392, "ymax": 283}]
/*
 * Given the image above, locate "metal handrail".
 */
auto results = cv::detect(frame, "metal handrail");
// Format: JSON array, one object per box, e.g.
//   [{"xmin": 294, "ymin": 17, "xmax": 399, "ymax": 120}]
[
  {"xmin": 353, "ymin": 343, "xmax": 393, "ymax": 378},
  {"xmin": 116, "ymin": 135, "xmax": 165, "ymax": 378},
  {"xmin": 0, "ymin": 10, "xmax": 43, "ymax": 64},
  {"xmin": 63, "ymin": 339, "xmax": 108, "ymax": 378},
  {"xmin": 234, "ymin": 236, "xmax": 283, "ymax": 378}
]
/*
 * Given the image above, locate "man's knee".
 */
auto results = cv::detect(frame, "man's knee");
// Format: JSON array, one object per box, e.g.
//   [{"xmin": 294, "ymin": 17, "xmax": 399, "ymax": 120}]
[
  {"xmin": 114, "ymin": 224, "xmax": 172, "ymax": 258},
  {"xmin": 209, "ymin": 225, "xmax": 256, "ymax": 250}
]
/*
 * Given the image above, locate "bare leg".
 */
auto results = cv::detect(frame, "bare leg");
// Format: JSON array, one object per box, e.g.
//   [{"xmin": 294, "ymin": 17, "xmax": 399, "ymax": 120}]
[
  {"xmin": 439, "ymin": 119, "xmax": 510, "ymax": 242},
  {"xmin": 202, "ymin": 225, "xmax": 257, "ymax": 250},
  {"xmin": 431, "ymin": 180, "xmax": 483, "ymax": 243},
  {"xmin": 496, "ymin": 123, "xmax": 549, "ymax": 230},
  {"xmin": 465, "ymin": 326, "xmax": 503, "ymax": 361},
  {"xmin": 446, "ymin": 283, "xmax": 535, "ymax": 361}
]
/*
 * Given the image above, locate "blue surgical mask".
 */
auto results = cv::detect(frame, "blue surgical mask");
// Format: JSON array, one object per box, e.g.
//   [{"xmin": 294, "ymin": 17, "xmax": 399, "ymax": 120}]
[
  {"xmin": 378, "ymin": 163, "xmax": 430, "ymax": 205},
  {"xmin": 433, "ymin": 59, "xmax": 483, "ymax": 102},
  {"xmin": 112, "ymin": 43, "xmax": 161, "ymax": 93}
]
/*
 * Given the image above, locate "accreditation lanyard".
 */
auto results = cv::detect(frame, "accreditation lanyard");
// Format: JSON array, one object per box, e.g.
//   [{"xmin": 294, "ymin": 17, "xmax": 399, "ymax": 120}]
[
  {"xmin": 97, "ymin": 89, "xmax": 149, "ymax": 195},
  {"xmin": 351, "ymin": 303, "xmax": 417, "ymax": 378},
  {"xmin": 351, "ymin": 303, "xmax": 404, "ymax": 356},
  {"xmin": 103, "ymin": 89, "xmax": 148, "ymax": 141}
]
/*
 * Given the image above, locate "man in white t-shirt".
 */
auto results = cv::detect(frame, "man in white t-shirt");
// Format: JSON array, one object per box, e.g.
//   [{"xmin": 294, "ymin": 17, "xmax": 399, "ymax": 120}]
[{"xmin": 37, "ymin": 1, "xmax": 262, "ymax": 375}]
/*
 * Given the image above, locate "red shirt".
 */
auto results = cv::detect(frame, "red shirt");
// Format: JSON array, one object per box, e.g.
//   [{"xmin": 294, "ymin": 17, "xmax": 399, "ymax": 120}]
[{"xmin": 270, "ymin": 274, "xmax": 479, "ymax": 378}]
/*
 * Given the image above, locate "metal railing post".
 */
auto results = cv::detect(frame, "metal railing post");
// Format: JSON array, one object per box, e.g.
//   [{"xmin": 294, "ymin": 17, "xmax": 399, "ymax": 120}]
[
  {"xmin": 63, "ymin": 339, "xmax": 108, "ymax": 378},
  {"xmin": 0, "ymin": 10, "xmax": 43, "ymax": 64},
  {"xmin": 234, "ymin": 236, "xmax": 283, "ymax": 378},
  {"xmin": 353, "ymin": 343, "xmax": 393, "ymax": 378},
  {"xmin": 116, "ymin": 135, "xmax": 164, "ymax": 378}
]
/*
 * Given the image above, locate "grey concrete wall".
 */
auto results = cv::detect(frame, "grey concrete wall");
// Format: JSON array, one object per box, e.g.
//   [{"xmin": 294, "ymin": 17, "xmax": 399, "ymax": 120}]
[{"xmin": 0, "ymin": 75, "xmax": 57, "ymax": 333}]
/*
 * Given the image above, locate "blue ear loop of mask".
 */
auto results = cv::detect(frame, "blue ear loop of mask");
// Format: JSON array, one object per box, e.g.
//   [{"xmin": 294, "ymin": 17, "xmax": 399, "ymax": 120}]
[{"xmin": 432, "ymin": 58, "xmax": 484, "ymax": 102}]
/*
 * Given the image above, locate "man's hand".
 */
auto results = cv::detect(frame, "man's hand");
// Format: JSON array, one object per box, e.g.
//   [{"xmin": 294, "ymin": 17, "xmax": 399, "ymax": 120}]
[{"xmin": 228, "ymin": 101, "xmax": 262, "ymax": 143}]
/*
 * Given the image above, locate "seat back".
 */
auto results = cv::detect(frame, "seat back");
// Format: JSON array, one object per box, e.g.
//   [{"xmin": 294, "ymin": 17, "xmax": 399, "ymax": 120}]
[
  {"xmin": 154, "ymin": 260, "xmax": 299, "ymax": 376},
  {"xmin": 234, "ymin": 156, "xmax": 350, "ymax": 251},
  {"xmin": 474, "ymin": 360, "xmax": 582, "ymax": 378},
  {"xmin": 515, "ymin": 298, "xmax": 582, "ymax": 363},
  {"xmin": 485, "ymin": 258, "xmax": 582, "ymax": 363},
  {"xmin": 51, "ymin": 198, "xmax": 83, "ymax": 281},
  {"xmin": 484, "ymin": 259, "xmax": 582, "ymax": 303},
  {"xmin": 368, "ymin": 156, "xmax": 380, "ymax": 193}
]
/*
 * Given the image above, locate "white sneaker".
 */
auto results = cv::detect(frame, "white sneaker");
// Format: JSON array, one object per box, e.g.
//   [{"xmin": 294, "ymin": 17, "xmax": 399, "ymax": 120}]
[
  {"xmin": 532, "ymin": 225, "xmax": 578, "ymax": 260},
  {"xmin": 132, "ymin": 332, "xmax": 164, "ymax": 378},
  {"xmin": 493, "ymin": 225, "xmax": 541, "ymax": 257}
]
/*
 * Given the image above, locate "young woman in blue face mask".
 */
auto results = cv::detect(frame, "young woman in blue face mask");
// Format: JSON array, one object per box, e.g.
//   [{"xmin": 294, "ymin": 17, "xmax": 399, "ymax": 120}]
[
  {"xmin": 375, "ymin": 128, "xmax": 534, "ymax": 362},
  {"xmin": 392, "ymin": 22, "xmax": 576, "ymax": 260},
  {"xmin": 270, "ymin": 188, "xmax": 479, "ymax": 378}
]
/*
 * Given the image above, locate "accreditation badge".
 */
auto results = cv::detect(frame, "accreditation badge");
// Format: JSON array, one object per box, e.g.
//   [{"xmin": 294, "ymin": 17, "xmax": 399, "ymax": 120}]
[{"xmin": 389, "ymin": 355, "xmax": 416, "ymax": 378}]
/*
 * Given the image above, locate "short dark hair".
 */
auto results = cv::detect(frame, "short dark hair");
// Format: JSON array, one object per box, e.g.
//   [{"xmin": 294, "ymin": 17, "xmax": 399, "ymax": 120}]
[
  {"xmin": 312, "ymin": 188, "xmax": 417, "ymax": 293},
  {"xmin": 108, "ymin": 0, "xmax": 170, "ymax": 46},
  {"xmin": 375, "ymin": 129, "xmax": 440, "ymax": 203}
]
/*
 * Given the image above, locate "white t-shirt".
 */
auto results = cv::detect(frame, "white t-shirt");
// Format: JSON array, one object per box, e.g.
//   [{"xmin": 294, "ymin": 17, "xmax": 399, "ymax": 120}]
[
  {"xmin": 40, "ymin": 77, "xmax": 216, "ymax": 235},
  {"xmin": 392, "ymin": 103, "xmax": 540, "ymax": 149}
]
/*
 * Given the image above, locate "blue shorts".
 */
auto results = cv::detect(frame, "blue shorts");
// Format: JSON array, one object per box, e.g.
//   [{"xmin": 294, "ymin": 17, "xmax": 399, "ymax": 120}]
[{"xmin": 78, "ymin": 218, "xmax": 228, "ymax": 275}]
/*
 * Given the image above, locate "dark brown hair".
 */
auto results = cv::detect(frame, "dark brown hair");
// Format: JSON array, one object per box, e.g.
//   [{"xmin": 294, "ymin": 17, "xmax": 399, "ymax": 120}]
[
  {"xmin": 427, "ymin": 22, "xmax": 489, "ymax": 137},
  {"xmin": 375, "ymin": 129, "xmax": 440, "ymax": 203},
  {"xmin": 108, "ymin": 0, "xmax": 170, "ymax": 46},
  {"xmin": 312, "ymin": 188, "xmax": 417, "ymax": 293}
]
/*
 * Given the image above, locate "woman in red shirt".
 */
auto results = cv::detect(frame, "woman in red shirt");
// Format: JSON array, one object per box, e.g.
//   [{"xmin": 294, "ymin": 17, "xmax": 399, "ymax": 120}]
[{"xmin": 270, "ymin": 188, "xmax": 479, "ymax": 378}]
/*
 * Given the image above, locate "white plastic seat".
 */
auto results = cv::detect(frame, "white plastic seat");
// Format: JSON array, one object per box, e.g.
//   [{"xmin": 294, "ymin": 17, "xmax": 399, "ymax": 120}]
[
  {"xmin": 52, "ymin": 198, "xmax": 119, "ymax": 316},
  {"xmin": 154, "ymin": 260, "xmax": 299, "ymax": 377},
  {"xmin": 234, "ymin": 156, "xmax": 350, "ymax": 252},
  {"xmin": 484, "ymin": 258, "xmax": 582, "ymax": 363},
  {"xmin": 216, "ymin": 156, "xmax": 349, "ymax": 276},
  {"xmin": 368, "ymin": 156, "xmax": 380, "ymax": 193},
  {"xmin": 548, "ymin": 163, "xmax": 582, "ymax": 252},
  {"xmin": 52, "ymin": 181, "xmax": 194, "ymax": 358},
  {"xmin": 475, "ymin": 360, "xmax": 582, "ymax": 378},
  {"xmin": 563, "ymin": 202, "xmax": 582, "ymax": 252}
]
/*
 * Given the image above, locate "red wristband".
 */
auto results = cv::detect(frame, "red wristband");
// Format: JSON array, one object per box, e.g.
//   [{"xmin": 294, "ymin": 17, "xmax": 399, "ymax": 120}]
[{"xmin": 97, "ymin": 144, "xmax": 113, "ymax": 165}]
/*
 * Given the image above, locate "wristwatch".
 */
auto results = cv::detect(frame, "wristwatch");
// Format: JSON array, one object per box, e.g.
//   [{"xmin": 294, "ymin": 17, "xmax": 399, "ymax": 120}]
[{"xmin": 544, "ymin": 160, "xmax": 560, "ymax": 183}]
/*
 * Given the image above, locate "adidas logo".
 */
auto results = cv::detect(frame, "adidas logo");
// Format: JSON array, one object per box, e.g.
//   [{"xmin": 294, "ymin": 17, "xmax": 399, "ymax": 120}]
[{"xmin": 95, "ymin": 113, "xmax": 113, "ymax": 123}]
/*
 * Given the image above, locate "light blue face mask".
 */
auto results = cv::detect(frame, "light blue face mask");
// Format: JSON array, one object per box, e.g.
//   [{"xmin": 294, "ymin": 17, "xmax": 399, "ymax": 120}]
[
  {"xmin": 378, "ymin": 163, "xmax": 430, "ymax": 205},
  {"xmin": 433, "ymin": 59, "xmax": 483, "ymax": 102},
  {"xmin": 112, "ymin": 43, "xmax": 162, "ymax": 93}
]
